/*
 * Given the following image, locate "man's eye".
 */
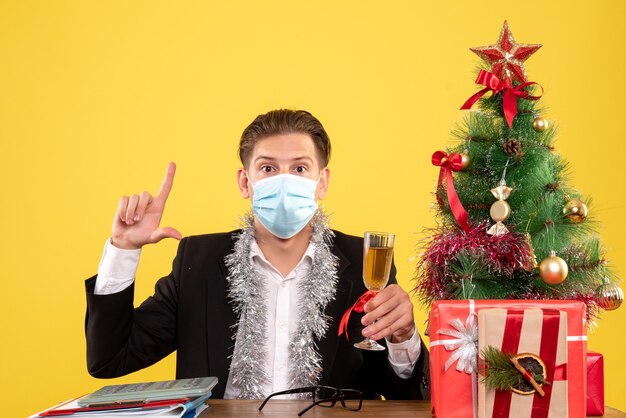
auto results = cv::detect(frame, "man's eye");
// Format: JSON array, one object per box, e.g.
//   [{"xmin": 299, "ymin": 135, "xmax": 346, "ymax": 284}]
[
  {"xmin": 261, "ymin": 166, "xmax": 273, "ymax": 173},
  {"xmin": 295, "ymin": 166, "xmax": 307, "ymax": 173}
]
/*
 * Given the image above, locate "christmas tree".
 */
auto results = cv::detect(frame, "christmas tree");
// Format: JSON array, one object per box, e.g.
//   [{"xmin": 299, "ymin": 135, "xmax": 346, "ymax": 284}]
[{"xmin": 414, "ymin": 21, "xmax": 623, "ymax": 325}]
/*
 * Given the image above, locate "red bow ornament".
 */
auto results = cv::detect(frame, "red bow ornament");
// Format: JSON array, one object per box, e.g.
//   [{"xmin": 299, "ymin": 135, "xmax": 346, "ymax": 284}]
[
  {"xmin": 432, "ymin": 151, "xmax": 470, "ymax": 232},
  {"xmin": 338, "ymin": 290, "xmax": 376, "ymax": 340},
  {"xmin": 461, "ymin": 70, "xmax": 543, "ymax": 128}
]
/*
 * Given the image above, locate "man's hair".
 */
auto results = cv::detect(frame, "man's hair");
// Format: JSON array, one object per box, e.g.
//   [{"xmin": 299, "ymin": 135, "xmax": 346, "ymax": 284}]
[{"xmin": 238, "ymin": 109, "xmax": 331, "ymax": 167}]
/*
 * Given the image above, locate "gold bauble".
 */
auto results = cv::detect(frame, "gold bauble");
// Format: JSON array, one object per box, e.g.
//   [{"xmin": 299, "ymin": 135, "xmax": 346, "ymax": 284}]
[
  {"xmin": 460, "ymin": 152, "xmax": 471, "ymax": 170},
  {"xmin": 539, "ymin": 252, "xmax": 568, "ymax": 285},
  {"xmin": 596, "ymin": 277, "xmax": 624, "ymax": 311},
  {"xmin": 532, "ymin": 116, "xmax": 548, "ymax": 132},
  {"xmin": 563, "ymin": 199, "xmax": 588, "ymax": 223},
  {"xmin": 490, "ymin": 200, "xmax": 511, "ymax": 223}
]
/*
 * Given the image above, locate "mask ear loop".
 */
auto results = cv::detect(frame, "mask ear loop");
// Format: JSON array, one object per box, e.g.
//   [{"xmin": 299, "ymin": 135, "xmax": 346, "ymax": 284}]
[
  {"xmin": 243, "ymin": 170, "xmax": 256, "ymax": 191},
  {"xmin": 316, "ymin": 171, "xmax": 324, "ymax": 187},
  {"xmin": 242, "ymin": 169, "xmax": 249, "ymax": 182},
  {"xmin": 315, "ymin": 170, "xmax": 327, "ymax": 208}
]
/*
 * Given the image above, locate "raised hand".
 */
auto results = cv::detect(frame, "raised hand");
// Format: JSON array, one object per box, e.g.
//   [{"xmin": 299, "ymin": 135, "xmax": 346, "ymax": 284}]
[
  {"xmin": 361, "ymin": 284, "xmax": 416, "ymax": 343},
  {"xmin": 111, "ymin": 162, "xmax": 182, "ymax": 249}
]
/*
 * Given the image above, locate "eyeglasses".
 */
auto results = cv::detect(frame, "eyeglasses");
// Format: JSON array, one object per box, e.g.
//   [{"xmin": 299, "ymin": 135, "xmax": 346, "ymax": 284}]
[{"xmin": 258, "ymin": 385, "xmax": 364, "ymax": 416}]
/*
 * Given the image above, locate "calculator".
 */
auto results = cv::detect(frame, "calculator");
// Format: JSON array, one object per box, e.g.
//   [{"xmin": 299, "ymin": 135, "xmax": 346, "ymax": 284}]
[{"xmin": 77, "ymin": 377, "xmax": 218, "ymax": 407}]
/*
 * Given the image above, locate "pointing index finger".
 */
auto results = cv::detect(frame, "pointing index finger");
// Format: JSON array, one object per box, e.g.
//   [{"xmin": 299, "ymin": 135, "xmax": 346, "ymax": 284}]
[{"xmin": 155, "ymin": 162, "xmax": 176, "ymax": 204}]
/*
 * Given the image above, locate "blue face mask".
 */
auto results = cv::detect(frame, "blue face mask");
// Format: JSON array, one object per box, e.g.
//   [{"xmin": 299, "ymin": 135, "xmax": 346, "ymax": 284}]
[{"xmin": 250, "ymin": 173, "xmax": 319, "ymax": 239}]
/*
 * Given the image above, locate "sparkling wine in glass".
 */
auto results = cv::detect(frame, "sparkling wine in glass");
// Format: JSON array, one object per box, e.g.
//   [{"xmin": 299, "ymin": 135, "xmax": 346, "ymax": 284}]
[{"xmin": 354, "ymin": 231, "xmax": 395, "ymax": 351}]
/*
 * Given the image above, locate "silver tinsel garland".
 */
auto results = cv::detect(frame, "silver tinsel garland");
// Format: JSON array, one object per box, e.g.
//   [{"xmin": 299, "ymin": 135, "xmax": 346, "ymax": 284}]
[
  {"xmin": 290, "ymin": 211, "xmax": 339, "ymax": 389},
  {"xmin": 225, "ymin": 213, "xmax": 269, "ymax": 398},
  {"xmin": 225, "ymin": 211, "xmax": 339, "ymax": 399}
]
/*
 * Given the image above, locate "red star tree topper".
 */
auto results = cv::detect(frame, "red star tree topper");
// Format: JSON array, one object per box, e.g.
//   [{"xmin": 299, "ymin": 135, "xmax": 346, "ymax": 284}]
[{"xmin": 470, "ymin": 20, "xmax": 542, "ymax": 83}]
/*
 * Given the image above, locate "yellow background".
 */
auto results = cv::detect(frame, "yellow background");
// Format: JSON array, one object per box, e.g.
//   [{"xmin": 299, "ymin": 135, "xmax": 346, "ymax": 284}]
[{"xmin": 1, "ymin": 1, "xmax": 624, "ymax": 416}]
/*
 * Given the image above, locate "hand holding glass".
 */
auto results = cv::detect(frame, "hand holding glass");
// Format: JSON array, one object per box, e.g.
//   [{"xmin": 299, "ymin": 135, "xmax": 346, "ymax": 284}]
[{"xmin": 354, "ymin": 231, "xmax": 395, "ymax": 351}]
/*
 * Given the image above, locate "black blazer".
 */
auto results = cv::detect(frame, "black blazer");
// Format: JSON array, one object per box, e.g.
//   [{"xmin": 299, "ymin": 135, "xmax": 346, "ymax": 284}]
[{"xmin": 85, "ymin": 230, "xmax": 430, "ymax": 400}]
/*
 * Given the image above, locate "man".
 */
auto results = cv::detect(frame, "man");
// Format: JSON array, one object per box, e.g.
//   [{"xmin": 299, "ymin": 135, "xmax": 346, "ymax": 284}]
[{"xmin": 85, "ymin": 109, "xmax": 430, "ymax": 400}]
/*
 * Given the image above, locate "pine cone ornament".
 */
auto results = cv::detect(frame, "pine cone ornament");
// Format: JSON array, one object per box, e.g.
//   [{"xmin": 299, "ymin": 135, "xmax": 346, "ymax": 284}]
[{"xmin": 503, "ymin": 139, "xmax": 521, "ymax": 156}]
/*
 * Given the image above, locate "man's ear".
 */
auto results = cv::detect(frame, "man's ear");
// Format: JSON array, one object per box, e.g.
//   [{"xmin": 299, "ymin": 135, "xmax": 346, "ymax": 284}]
[
  {"xmin": 237, "ymin": 168, "xmax": 251, "ymax": 198},
  {"xmin": 316, "ymin": 167, "xmax": 330, "ymax": 200}
]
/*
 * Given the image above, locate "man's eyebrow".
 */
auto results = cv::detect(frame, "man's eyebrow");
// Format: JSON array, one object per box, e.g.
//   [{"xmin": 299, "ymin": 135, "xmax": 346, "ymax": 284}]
[
  {"xmin": 253, "ymin": 155, "xmax": 314, "ymax": 163},
  {"xmin": 253, "ymin": 155, "xmax": 275, "ymax": 163},
  {"xmin": 291, "ymin": 156, "xmax": 314, "ymax": 163}
]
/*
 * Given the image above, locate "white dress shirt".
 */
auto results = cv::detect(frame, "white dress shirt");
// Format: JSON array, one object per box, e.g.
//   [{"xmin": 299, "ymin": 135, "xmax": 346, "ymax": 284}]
[{"xmin": 94, "ymin": 238, "xmax": 421, "ymax": 398}]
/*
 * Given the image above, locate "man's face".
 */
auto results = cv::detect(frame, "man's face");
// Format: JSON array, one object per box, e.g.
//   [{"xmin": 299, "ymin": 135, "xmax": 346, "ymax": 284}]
[{"xmin": 237, "ymin": 133, "xmax": 330, "ymax": 200}]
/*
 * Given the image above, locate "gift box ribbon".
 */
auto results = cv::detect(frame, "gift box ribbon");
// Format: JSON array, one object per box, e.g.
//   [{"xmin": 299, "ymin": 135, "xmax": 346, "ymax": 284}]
[
  {"xmin": 493, "ymin": 309, "xmax": 566, "ymax": 418},
  {"xmin": 432, "ymin": 308, "xmax": 478, "ymax": 373},
  {"xmin": 430, "ymin": 300, "xmax": 479, "ymax": 417}
]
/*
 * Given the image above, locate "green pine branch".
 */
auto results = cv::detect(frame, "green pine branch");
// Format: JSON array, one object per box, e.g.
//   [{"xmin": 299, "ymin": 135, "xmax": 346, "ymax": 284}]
[{"xmin": 481, "ymin": 346, "xmax": 544, "ymax": 392}]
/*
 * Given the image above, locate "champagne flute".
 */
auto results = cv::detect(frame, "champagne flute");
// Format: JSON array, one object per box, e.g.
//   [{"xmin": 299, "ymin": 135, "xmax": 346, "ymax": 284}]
[{"xmin": 354, "ymin": 231, "xmax": 395, "ymax": 351}]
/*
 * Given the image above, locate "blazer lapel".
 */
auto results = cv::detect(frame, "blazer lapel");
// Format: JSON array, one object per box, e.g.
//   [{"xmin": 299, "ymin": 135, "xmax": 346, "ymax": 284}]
[
  {"xmin": 317, "ymin": 242, "xmax": 354, "ymax": 386},
  {"xmin": 205, "ymin": 237, "xmax": 238, "ymax": 398}
]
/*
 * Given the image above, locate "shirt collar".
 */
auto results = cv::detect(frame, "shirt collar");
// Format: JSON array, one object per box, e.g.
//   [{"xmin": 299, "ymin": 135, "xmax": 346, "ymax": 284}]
[{"xmin": 249, "ymin": 239, "xmax": 316, "ymax": 269}]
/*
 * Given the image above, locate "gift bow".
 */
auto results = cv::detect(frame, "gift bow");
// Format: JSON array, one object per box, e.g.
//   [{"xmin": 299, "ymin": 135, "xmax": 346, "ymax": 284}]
[
  {"xmin": 437, "ymin": 313, "xmax": 478, "ymax": 373},
  {"xmin": 432, "ymin": 151, "xmax": 470, "ymax": 233},
  {"xmin": 460, "ymin": 69, "xmax": 543, "ymax": 128}
]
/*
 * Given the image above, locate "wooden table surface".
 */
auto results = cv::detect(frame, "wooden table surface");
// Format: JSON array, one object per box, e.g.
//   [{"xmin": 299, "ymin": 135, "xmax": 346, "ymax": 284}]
[{"xmin": 198, "ymin": 400, "xmax": 626, "ymax": 417}]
